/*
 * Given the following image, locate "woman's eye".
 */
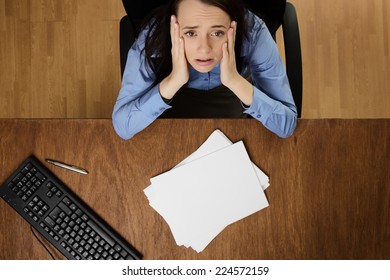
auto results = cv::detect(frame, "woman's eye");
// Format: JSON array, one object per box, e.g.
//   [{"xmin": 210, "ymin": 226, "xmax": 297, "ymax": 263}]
[
  {"xmin": 211, "ymin": 31, "xmax": 225, "ymax": 37},
  {"xmin": 184, "ymin": 31, "xmax": 195, "ymax": 37}
]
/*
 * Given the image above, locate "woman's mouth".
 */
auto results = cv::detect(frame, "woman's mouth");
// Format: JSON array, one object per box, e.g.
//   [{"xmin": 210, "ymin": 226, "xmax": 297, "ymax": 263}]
[{"xmin": 195, "ymin": 58, "xmax": 214, "ymax": 67}]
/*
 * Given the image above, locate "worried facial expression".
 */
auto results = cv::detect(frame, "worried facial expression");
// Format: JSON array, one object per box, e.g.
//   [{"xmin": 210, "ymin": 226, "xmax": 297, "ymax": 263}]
[{"xmin": 177, "ymin": 0, "xmax": 231, "ymax": 73}]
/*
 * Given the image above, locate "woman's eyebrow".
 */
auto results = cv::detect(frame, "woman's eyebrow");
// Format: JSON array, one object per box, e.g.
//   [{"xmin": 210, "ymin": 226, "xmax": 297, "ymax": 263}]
[
  {"xmin": 182, "ymin": 25, "xmax": 199, "ymax": 30},
  {"xmin": 210, "ymin": 25, "xmax": 228, "ymax": 29},
  {"xmin": 182, "ymin": 25, "xmax": 228, "ymax": 30}
]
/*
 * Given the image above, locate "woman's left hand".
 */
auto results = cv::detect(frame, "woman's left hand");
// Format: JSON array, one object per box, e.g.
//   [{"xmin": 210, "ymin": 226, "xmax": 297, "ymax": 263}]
[{"xmin": 220, "ymin": 21, "xmax": 240, "ymax": 88}]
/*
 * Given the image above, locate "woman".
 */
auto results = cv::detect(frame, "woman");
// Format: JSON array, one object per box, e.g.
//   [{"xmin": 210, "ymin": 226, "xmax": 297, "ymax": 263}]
[{"xmin": 113, "ymin": 0, "xmax": 297, "ymax": 140}]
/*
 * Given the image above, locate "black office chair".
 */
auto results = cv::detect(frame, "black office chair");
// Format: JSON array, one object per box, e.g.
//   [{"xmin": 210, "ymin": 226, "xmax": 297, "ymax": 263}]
[{"xmin": 119, "ymin": 0, "xmax": 302, "ymax": 117}]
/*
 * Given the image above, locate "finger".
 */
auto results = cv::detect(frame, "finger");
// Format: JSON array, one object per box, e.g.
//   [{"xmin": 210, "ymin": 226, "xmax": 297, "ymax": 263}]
[
  {"xmin": 179, "ymin": 36, "xmax": 185, "ymax": 58},
  {"xmin": 227, "ymin": 27, "xmax": 234, "ymax": 55},
  {"xmin": 179, "ymin": 37, "xmax": 184, "ymax": 56},
  {"xmin": 174, "ymin": 23, "xmax": 182, "ymax": 58},
  {"xmin": 170, "ymin": 15, "xmax": 175, "ymax": 47},
  {"xmin": 171, "ymin": 15, "xmax": 181, "ymax": 54},
  {"xmin": 222, "ymin": 42, "xmax": 228, "ymax": 60},
  {"xmin": 232, "ymin": 21, "xmax": 237, "ymax": 45},
  {"xmin": 228, "ymin": 21, "xmax": 236, "ymax": 55}
]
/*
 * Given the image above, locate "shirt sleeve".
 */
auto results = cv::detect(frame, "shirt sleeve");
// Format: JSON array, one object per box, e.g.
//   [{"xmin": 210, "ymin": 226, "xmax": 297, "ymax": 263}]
[
  {"xmin": 243, "ymin": 14, "xmax": 297, "ymax": 138},
  {"xmin": 112, "ymin": 29, "xmax": 172, "ymax": 140}
]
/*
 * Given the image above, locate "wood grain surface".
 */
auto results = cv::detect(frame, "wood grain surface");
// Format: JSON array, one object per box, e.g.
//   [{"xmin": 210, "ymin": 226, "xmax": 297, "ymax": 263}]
[{"xmin": 1, "ymin": 119, "xmax": 389, "ymax": 259}]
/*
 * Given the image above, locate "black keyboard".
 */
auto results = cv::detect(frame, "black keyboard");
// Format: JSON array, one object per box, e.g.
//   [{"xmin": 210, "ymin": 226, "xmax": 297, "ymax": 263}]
[{"xmin": 0, "ymin": 155, "xmax": 142, "ymax": 260}]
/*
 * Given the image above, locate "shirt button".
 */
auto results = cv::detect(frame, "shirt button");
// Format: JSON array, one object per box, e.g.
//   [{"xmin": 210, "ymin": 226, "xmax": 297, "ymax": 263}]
[
  {"xmin": 256, "ymin": 114, "xmax": 261, "ymax": 118},
  {"xmin": 250, "ymin": 112, "xmax": 255, "ymax": 115},
  {"xmin": 153, "ymin": 112, "xmax": 159, "ymax": 117},
  {"xmin": 159, "ymin": 107, "xmax": 165, "ymax": 111}
]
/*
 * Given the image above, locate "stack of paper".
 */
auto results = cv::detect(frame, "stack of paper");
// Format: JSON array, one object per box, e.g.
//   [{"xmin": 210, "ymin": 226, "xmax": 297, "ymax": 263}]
[{"xmin": 144, "ymin": 129, "xmax": 269, "ymax": 252}]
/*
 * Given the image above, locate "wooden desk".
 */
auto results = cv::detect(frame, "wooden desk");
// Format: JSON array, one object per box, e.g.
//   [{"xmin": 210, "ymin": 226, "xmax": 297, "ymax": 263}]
[{"xmin": 0, "ymin": 119, "xmax": 389, "ymax": 259}]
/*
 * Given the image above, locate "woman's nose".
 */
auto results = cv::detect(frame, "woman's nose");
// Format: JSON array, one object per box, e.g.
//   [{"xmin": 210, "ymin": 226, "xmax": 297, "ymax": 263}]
[{"xmin": 197, "ymin": 37, "xmax": 212, "ymax": 53}]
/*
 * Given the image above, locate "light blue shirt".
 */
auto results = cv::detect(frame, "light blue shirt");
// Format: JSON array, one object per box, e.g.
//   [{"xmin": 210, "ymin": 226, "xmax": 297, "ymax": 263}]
[{"xmin": 113, "ymin": 11, "xmax": 297, "ymax": 140}]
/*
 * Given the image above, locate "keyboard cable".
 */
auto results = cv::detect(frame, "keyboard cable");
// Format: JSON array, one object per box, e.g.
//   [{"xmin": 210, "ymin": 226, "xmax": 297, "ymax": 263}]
[{"xmin": 30, "ymin": 225, "xmax": 56, "ymax": 260}]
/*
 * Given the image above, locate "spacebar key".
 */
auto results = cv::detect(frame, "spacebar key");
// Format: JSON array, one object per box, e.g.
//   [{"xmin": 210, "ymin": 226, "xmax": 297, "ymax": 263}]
[{"xmin": 87, "ymin": 220, "xmax": 115, "ymax": 246}]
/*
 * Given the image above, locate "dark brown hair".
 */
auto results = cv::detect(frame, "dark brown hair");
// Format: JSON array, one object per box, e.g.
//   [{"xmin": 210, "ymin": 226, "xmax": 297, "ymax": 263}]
[{"xmin": 139, "ymin": 0, "xmax": 248, "ymax": 84}]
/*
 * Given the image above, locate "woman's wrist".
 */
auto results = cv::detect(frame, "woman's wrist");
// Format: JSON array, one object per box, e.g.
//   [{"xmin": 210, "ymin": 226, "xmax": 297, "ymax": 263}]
[
  {"xmin": 225, "ymin": 75, "xmax": 254, "ymax": 106},
  {"xmin": 159, "ymin": 75, "xmax": 184, "ymax": 100}
]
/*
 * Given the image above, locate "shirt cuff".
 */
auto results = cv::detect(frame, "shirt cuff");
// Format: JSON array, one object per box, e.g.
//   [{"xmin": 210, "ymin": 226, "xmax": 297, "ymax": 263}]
[
  {"xmin": 138, "ymin": 85, "xmax": 172, "ymax": 118},
  {"xmin": 243, "ymin": 87, "xmax": 276, "ymax": 122}
]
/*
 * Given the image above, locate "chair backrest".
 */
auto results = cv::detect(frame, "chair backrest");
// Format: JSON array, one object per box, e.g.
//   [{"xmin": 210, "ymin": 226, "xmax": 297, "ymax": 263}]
[
  {"xmin": 122, "ymin": 0, "xmax": 168, "ymax": 28},
  {"xmin": 244, "ymin": 0, "xmax": 286, "ymax": 35}
]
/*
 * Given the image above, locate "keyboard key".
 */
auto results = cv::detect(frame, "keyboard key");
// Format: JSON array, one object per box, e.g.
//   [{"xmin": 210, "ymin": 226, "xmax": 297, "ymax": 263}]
[
  {"xmin": 75, "ymin": 209, "xmax": 83, "ymax": 216},
  {"xmin": 49, "ymin": 207, "xmax": 61, "ymax": 219},
  {"xmin": 35, "ymin": 172, "xmax": 45, "ymax": 182},
  {"xmin": 44, "ymin": 217, "xmax": 56, "ymax": 227},
  {"xmin": 62, "ymin": 197, "xmax": 71, "ymax": 206},
  {"xmin": 120, "ymin": 249, "xmax": 128, "ymax": 258},
  {"xmin": 114, "ymin": 244, "xmax": 122, "ymax": 252},
  {"xmin": 87, "ymin": 220, "xmax": 115, "ymax": 247},
  {"xmin": 58, "ymin": 202, "xmax": 72, "ymax": 216},
  {"xmin": 12, "ymin": 174, "xmax": 23, "ymax": 184}
]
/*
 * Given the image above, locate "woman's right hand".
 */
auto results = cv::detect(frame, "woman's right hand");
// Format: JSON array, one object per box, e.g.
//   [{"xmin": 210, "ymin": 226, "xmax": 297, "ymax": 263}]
[{"xmin": 159, "ymin": 15, "xmax": 189, "ymax": 100}]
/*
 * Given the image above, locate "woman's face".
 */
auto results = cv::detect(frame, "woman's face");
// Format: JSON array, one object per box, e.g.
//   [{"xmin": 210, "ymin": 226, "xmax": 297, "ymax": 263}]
[{"xmin": 177, "ymin": 0, "xmax": 231, "ymax": 73}]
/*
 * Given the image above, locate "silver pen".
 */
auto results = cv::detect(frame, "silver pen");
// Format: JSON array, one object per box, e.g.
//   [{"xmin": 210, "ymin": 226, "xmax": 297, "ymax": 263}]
[{"xmin": 45, "ymin": 159, "xmax": 89, "ymax": 175}]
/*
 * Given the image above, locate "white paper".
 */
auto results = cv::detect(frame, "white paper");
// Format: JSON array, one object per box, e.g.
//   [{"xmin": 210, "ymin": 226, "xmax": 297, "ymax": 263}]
[
  {"xmin": 175, "ymin": 129, "xmax": 270, "ymax": 190},
  {"xmin": 145, "ymin": 140, "xmax": 269, "ymax": 252}
]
